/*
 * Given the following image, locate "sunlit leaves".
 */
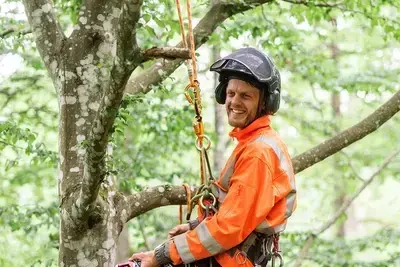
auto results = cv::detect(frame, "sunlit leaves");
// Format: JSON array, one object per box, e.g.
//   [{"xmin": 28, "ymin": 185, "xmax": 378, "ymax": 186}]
[
  {"xmin": 282, "ymin": 228, "xmax": 400, "ymax": 266},
  {"xmin": 0, "ymin": 121, "xmax": 57, "ymax": 169},
  {"xmin": 110, "ymin": 86, "xmax": 197, "ymax": 191},
  {"xmin": 0, "ymin": 203, "xmax": 58, "ymax": 234}
]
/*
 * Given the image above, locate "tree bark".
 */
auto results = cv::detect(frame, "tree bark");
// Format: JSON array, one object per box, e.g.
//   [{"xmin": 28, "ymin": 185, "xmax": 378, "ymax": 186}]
[
  {"xmin": 116, "ymin": 224, "xmax": 131, "ymax": 263},
  {"xmin": 143, "ymin": 47, "xmax": 191, "ymax": 60}
]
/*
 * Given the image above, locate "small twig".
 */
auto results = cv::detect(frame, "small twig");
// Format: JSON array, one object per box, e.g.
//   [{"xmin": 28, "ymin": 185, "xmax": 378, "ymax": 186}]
[
  {"xmin": 281, "ymin": 0, "xmax": 344, "ymax": 8},
  {"xmin": 339, "ymin": 151, "xmax": 365, "ymax": 182},
  {"xmin": 136, "ymin": 216, "xmax": 151, "ymax": 250},
  {"xmin": 260, "ymin": 5, "xmax": 275, "ymax": 25},
  {"xmin": 317, "ymin": 147, "xmax": 400, "ymax": 235},
  {"xmin": 0, "ymin": 28, "xmax": 31, "ymax": 38},
  {"xmin": 0, "ymin": 139, "xmax": 25, "ymax": 150},
  {"xmin": 294, "ymin": 147, "xmax": 400, "ymax": 267}
]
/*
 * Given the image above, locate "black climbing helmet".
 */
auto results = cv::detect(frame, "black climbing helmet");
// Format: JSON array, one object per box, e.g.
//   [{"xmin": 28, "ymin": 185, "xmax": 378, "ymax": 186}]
[{"xmin": 210, "ymin": 47, "xmax": 281, "ymax": 114}]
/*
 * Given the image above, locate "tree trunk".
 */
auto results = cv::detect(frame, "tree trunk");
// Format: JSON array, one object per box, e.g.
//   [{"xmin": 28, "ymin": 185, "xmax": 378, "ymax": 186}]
[
  {"xmin": 331, "ymin": 91, "xmax": 346, "ymax": 237},
  {"xmin": 330, "ymin": 33, "xmax": 347, "ymax": 238},
  {"xmin": 59, "ymin": 203, "xmax": 120, "ymax": 267},
  {"xmin": 116, "ymin": 225, "xmax": 131, "ymax": 263}
]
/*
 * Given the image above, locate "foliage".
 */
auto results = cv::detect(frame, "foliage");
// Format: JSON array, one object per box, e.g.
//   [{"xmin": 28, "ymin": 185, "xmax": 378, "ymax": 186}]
[{"xmin": 0, "ymin": 0, "xmax": 399, "ymax": 266}]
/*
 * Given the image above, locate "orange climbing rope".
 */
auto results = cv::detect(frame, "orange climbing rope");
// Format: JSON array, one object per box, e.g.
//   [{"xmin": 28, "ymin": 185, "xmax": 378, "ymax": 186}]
[
  {"xmin": 175, "ymin": 0, "xmax": 216, "ymax": 224},
  {"xmin": 175, "ymin": 0, "xmax": 198, "ymax": 83},
  {"xmin": 179, "ymin": 183, "xmax": 192, "ymax": 224}
]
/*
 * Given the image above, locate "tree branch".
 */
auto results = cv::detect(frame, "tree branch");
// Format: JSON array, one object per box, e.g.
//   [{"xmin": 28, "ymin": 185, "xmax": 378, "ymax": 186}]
[
  {"xmin": 0, "ymin": 27, "xmax": 31, "ymax": 38},
  {"xmin": 294, "ymin": 147, "xmax": 400, "ymax": 267},
  {"xmin": 118, "ymin": 185, "xmax": 197, "ymax": 223},
  {"xmin": 119, "ymin": 90, "xmax": 399, "ymax": 221},
  {"xmin": 281, "ymin": 0, "xmax": 344, "ymax": 7},
  {"xmin": 115, "ymin": 0, "xmax": 142, "ymax": 65},
  {"xmin": 77, "ymin": 0, "xmax": 145, "ymax": 217},
  {"xmin": 125, "ymin": 0, "xmax": 274, "ymax": 95},
  {"xmin": 142, "ymin": 47, "xmax": 191, "ymax": 60},
  {"xmin": 22, "ymin": 0, "xmax": 65, "ymax": 80},
  {"xmin": 292, "ymin": 90, "xmax": 400, "ymax": 173},
  {"xmin": 339, "ymin": 151, "xmax": 365, "ymax": 182}
]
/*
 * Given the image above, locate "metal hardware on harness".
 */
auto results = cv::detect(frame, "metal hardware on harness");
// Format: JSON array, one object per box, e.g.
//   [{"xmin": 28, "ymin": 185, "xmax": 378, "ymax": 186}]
[
  {"xmin": 195, "ymin": 135, "xmax": 211, "ymax": 151},
  {"xmin": 199, "ymin": 192, "xmax": 217, "ymax": 210},
  {"xmin": 271, "ymin": 234, "xmax": 283, "ymax": 267},
  {"xmin": 186, "ymin": 181, "xmax": 218, "ymax": 220},
  {"xmin": 235, "ymin": 250, "xmax": 247, "ymax": 265},
  {"xmin": 271, "ymin": 253, "xmax": 283, "ymax": 267}
]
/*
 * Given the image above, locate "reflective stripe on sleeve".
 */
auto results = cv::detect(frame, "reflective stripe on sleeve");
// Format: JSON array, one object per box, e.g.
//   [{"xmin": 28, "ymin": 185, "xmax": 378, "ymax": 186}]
[
  {"xmin": 285, "ymin": 190, "xmax": 296, "ymax": 219},
  {"xmin": 256, "ymin": 220, "xmax": 287, "ymax": 235},
  {"xmin": 255, "ymin": 220, "xmax": 275, "ymax": 235},
  {"xmin": 196, "ymin": 222, "xmax": 225, "ymax": 255},
  {"xmin": 173, "ymin": 234, "xmax": 196, "ymax": 263},
  {"xmin": 220, "ymin": 157, "xmax": 236, "ymax": 190}
]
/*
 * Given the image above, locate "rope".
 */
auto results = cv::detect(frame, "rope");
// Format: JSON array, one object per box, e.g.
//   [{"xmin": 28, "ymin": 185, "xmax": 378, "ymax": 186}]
[
  {"xmin": 174, "ymin": 0, "xmax": 197, "ymax": 83},
  {"xmin": 179, "ymin": 183, "xmax": 192, "ymax": 224},
  {"xmin": 175, "ymin": 0, "xmax": 217, "ymax": 223},
  {"xmin": 186, "ymin": 0, "xmax": 197, "ymax": 81},
  {"xmin": 175, "ymin": 0, "xmax": 188, "ymax": 49}
]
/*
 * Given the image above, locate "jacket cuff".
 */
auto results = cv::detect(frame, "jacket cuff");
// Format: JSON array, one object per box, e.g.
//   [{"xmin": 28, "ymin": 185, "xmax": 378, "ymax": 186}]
[
  {"xmin": 154, "ymin": 241, "xmax": 172, "ymax": 265},
  {"xmin": 188, "ymin": 218, "xmax": 200, "ymax": 230}
]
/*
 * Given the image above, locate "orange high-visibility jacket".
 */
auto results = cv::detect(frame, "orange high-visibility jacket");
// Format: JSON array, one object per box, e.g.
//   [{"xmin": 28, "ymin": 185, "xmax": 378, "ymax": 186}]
[{"xmin": 168, "ymin": 116, "xmax": 296, "ymax": 266}]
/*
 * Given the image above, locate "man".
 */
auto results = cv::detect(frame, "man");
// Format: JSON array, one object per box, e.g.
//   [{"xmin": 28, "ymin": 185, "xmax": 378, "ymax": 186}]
[{"xmin": 129, "ymin": 47, "xmax": 296, "ymax": 267}]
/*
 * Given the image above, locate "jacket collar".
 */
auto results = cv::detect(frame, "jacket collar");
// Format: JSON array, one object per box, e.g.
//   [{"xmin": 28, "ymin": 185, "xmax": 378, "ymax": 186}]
[{"xmin": 229, "ymin": 115, "xmax": 271, "ymax": 142}]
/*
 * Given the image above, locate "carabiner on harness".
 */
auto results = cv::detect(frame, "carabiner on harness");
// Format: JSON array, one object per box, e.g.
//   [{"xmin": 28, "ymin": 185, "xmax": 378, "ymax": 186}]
[{"xmin": 271, "ymin": 252, "xmax": 284, "ymax": 267}]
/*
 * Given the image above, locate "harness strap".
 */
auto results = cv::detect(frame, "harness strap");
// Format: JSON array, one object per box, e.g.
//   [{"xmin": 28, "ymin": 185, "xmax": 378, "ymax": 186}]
[
  {"xmin": 241, "ymin": 232, "xmax": 259, "ymax": 255},
  {"xmin": 225, "ymin": 232, "xmax": 275, "ymax": 266}
]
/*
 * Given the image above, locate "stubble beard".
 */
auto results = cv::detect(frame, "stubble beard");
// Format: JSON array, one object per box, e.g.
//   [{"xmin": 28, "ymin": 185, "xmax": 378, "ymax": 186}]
[{"xmin": 227, "ymin": 110, "xmax": 253, "ymax": 129}]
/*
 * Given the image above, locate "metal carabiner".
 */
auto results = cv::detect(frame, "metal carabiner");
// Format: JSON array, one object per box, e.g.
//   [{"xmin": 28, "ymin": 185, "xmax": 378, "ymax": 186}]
[
  {"xmin": 199, "ymin": 192, "xmax": 217, "ymax": 210},
  {"xmin": 184, "ymin": 81, "xmax": 200, "ymax": 105},
  {"xmin": 271, "ymin": 253, "xmax": 284, "ymax": 267}
]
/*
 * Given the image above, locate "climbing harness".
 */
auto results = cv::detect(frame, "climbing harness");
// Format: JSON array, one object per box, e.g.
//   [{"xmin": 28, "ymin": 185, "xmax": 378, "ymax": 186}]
[{"xmin": 175, "ymin": 0, "xmax": 217, "ymax": 225}]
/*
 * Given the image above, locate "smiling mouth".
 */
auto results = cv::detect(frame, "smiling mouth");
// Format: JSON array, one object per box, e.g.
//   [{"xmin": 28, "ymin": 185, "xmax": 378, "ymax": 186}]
[{"xmin": 231, "ymin": 109, "xmax": 245, "ymax": 114}]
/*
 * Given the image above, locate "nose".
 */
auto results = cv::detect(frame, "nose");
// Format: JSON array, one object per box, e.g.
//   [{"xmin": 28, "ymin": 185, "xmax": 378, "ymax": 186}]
[{"xmin": 230, "ymin": 93, "xmax": 240, "ymax": 106}]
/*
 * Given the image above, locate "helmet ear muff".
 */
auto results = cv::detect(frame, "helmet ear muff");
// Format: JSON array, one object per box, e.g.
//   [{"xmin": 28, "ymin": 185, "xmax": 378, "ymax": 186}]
[
  {"xmin": 215, "ymin": 80, "xmax": 228, "ymax": 104},
  {"xmin": 266, "ymin": 73, "xmax": 280, "ymax": 114},
  {"xmin": 267, "ymin": 89, "xmax": 280, "ymax": 114}
]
